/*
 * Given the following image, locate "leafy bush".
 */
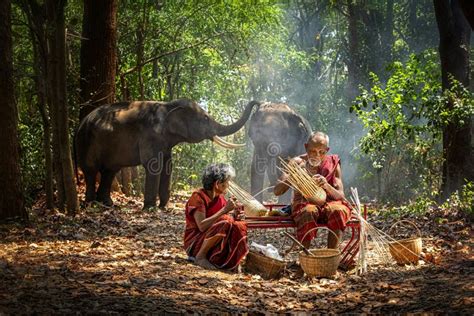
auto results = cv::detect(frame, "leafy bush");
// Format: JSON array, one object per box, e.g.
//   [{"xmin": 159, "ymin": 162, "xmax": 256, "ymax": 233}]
[
  {"xmin": 442, "ymin": 182, "xmax": 474, "ymax": 217},
  {"xmin": 352, "ymin": 50, "xmax": 473, "ymax": 203}
]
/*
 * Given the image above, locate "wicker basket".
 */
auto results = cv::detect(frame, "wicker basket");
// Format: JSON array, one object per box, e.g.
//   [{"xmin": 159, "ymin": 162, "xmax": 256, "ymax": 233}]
[
  {"xmin": 298, "ymin": 227, "xmax": 341, "ymax": 278},
  {"xmin": 299, "ymin": 248, "xmax": 341, "ymax": 278},
  {"xmin": 388, "ymin": 220, "xmax": 422, "ymax": 265},
  {"xmin": 245, "ymin": 250, "xmax": 286, "ymax": 279},
  {"xmin": 309, "ymin": 187, "xmax": 327, "ymax": 205}
]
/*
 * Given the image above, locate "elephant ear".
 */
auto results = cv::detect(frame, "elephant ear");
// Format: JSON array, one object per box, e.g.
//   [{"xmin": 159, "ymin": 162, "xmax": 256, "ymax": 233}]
[
  {"xmin": 296, "ymin": 115, "xmax": 312, "ymax": 138},
  {"xmin": 145, "ymin": 103, "xmax": 167, "ymax": 135}
]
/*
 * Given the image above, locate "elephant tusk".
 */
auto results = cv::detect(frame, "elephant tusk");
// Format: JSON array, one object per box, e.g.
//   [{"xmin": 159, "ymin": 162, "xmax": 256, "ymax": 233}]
[
  {"xmin": 212, "ymin": 136, "xmax": 246, "ymax": 149},
  {"xmin": 212, "ymin": 136, "xmax": 232, "ymax": 148},
  {"xmin": 213, "ymin": 138, "xmax": 235, "ymax": 149}
]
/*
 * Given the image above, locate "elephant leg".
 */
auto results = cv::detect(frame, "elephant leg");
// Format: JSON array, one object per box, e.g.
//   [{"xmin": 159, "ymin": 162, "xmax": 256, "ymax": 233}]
[
  {"xmin": 142, "ymin": 153, "xmax": 164, "ymax": 209},
  {"xmin": 96, "ymin": 169, "xmax": 118, "ymax": 206},
  {"xmin": 158, "ymin": 153, "xmax": 172, "ymax": 209},
  {"xmin": 83, "ymin": 168, "xmax": 97, "ymax": 202},
  {"xmin": 143, "ymin": 171, "xmax": 160, "ymax": 208},
  {"xmin": 251, "ymin": 150, "xmax": 266, "ymax": 202}
]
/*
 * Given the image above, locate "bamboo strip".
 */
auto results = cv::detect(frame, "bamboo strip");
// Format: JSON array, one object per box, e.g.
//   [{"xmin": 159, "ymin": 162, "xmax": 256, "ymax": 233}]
[
  {"xmin": 228, "ymin": 181, "xmax": 267, "ymax": 216},
  {"xmin": 278, "ymin": 158, "xmax": 326, "ymax": 204}
]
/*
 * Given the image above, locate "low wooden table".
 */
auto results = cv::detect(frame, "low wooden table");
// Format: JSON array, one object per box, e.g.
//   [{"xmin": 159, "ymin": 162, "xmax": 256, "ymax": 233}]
[{"xmin": 244, "ymin": 204, "xmax": 367, "ymax": 270}]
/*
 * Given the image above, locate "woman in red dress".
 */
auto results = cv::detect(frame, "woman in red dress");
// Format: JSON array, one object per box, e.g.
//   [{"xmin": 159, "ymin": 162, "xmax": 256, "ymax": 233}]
[{"xmin": 184, "ymin": 163, "xmax": 248, "ymax": 270}]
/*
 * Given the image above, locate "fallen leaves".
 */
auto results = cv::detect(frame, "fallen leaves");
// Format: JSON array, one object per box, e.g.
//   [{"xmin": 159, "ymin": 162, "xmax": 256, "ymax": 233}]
[{"xmin": 0, "ymin": 190, "xmax": 472, "ymax": 314}]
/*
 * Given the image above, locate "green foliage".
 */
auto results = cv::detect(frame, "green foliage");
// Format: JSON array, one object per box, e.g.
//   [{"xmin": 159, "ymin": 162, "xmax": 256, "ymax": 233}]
[
  {"xmin": 116, "ymin": 0, "xmax": 295, "ymax": 191},
  {"xmin": 442, "ymin": 182, "xmax": 474, "ymax": 216},
  {"xmin": 352, "ymin": 51, "xmax": 441, "ymax": 201},
  {"xmin": 352, "ymin": 50, "xmax": 473, "ymax": 203},
  {"xmin": 11, "ymin": 0, "xmax": 457, "ymax": 206},
  {"xmin": 378, "ymin": 181, "xmax": 474, "ymax": 220},
  {"xmin": 392, "ymin": 196, "xmax": 436, "ymax": 218}
]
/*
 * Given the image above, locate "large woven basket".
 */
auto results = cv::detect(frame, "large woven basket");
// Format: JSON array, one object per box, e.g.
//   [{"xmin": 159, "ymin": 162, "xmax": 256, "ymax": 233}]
[
  {"xmin": 305, "ymin": 187, "xmax": 327, "ymax": 206},
  {"xmin": 245, "ymin": 250, "xmax": 286, "ymax": 279},
  {"xmin": 299, "ymin": 248, "xmax": 341, "ymax": 278},
  {"xmin": 298, "ymin": 227, "xmax": 341, "ymax": 278},
  {"xmin": 388, "ymin": 220, "xmax": 422, "ymax": 265}
]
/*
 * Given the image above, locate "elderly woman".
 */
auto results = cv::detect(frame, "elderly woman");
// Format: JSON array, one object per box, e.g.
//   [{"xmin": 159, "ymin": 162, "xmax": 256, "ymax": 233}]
[{"xmin": 184, "ymin": 163, "xmax": 248, "ymax": 270}]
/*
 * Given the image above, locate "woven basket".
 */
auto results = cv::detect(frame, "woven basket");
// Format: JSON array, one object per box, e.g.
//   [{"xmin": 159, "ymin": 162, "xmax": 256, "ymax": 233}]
[
  {"xmin": 299, "ymin": 249, "xmax": 341, "ymax": 278},
  {"xmin": 388, "ymin": 220, "xmax": 422, "ymax": 265},
  {"xmin": 306, "ymin": 187, "xmax": 327, "ymax": 206},
  {"xmin": 299, "ymin": 227, "xmax": 341, "ymax": 278},
  {"xmin": 245, "ymin": 250, "xmax": 286, "ymax": 279}
]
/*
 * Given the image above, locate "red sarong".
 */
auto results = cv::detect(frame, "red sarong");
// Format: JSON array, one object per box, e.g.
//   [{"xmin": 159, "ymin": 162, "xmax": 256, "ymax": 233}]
[
  {"xmin": 183, "ymin": 189, "xmax": 248, "ymax": 270},
  {"xmin": 292, "ymin": 200, "xmax": 351, "ymax": 242},
  {"xmin": 290, "ymin": 154, "xmax": 351, "ymax": 243}
]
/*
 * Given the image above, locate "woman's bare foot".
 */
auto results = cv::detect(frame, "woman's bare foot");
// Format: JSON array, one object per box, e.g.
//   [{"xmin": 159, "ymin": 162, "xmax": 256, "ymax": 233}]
[{"xmin": 195, "ymin": 258, "xmax": 216, "ymax": 270}]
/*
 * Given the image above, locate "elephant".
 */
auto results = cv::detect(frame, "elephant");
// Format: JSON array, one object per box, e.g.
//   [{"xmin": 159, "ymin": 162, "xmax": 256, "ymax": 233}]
[
  {"xmin": 248, "ymin": 102, "xmax": 312, "ymax": 204},
  {"xmin": 76, "ymin": 98, "xmax": 259, "ymax": 209}
]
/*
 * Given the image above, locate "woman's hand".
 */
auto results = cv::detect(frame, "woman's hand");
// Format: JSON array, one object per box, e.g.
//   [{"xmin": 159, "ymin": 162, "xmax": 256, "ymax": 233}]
[
  {"xmin": 224, "ymin": 197, "xmax": 237, "ymax": 213},
  {"xmin": 233, "ymin": 205, "xmax": 245, "ymax": 220}
]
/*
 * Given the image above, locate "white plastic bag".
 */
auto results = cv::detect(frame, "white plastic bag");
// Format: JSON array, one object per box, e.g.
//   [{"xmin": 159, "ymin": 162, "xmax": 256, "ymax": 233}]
[{"xmin": 250, "ymin": 242, "xmax": 283, "ymax": 261}]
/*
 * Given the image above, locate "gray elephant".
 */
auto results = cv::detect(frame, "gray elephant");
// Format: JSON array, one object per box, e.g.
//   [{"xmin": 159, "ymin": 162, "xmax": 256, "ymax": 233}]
[
  {"xmin": 249, "ymin": 102, "xmax": 312, "ymax": 203},
  {"xmin": 76, "ymin": 98, "xmax": 259, "ymax": 209}
]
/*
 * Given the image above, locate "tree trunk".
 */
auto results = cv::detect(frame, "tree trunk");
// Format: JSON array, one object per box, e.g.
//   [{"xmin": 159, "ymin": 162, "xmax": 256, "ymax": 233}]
[
  {"xmin": 46, "ymin": 0, "xmax": 78, "ymax": 214},
  {"xmin": 79, "ymin": 0, "xmax": 117, "ymax": 120},
  {"xmin": 31, "ymin": 19, "xmax": 54, "ymax": 209},
  {"xmin": 383, "ymin": 0, "xmax": 394, "ymax": 63},
  {"xmin": 434, "ymin": 0, "xmax": 473, "ymax": 199},
  {"xmin": 345, "ymin": 0, "xmax": 363, "ymax": 102},
  {"xmin": 22, "ymin": 0, "xmax": 55, "ymax": 209},
  {"xmin": 407, "ymin": 0, "xmax": 418, "ymax": 50},
  {"xmin": 0, "ymin": 0, "xmax": 27, "ymax": 221},
  {"xmin": 458, "ymin": 0, "xmax": 474, "ymax": 29},
  {"xmin": 36, "ymin": 70, "xmax": 54, "ymax": 210}
]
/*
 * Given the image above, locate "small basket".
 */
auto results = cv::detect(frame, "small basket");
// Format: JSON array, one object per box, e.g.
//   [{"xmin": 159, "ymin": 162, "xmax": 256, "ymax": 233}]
[
  {"xmin": 245, "ymin": 250, "xmax": 286, "ymax": 279},
  {"xmin": 388, "ymin": 220, "xmax": 422, "ymax": 265},
  {"xmin": 299, "ymin": 227, "xmax": 341, "ymax": 278},
  {"xmin": 300, "ymin": 249, "xmax": 341, "ymax": 278}
]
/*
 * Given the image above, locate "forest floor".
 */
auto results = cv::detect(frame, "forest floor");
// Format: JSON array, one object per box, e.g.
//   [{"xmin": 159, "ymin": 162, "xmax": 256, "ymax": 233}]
[{"xmin": 0, "ymin": 189, "xmax": 472, "ymax": 314}]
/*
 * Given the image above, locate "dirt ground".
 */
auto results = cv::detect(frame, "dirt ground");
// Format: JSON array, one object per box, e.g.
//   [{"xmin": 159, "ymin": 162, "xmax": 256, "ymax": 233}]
[{"xmin": 0, "ymin": 191, "xmax": 472, "ymax": 314}]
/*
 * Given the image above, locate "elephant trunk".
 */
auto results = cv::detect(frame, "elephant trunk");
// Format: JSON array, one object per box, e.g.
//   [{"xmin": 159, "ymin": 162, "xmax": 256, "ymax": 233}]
[{"xmin": 215, "ymin": 100, "xmax": 260, "ymax": 137}]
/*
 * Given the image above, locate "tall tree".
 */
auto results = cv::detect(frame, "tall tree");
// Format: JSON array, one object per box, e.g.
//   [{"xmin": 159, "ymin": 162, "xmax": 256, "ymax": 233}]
[
  {"xmin": 458, "ymin": 0, "xmax": 474, "ymax": 29},
  {"xmin": 19, "ymin": 0, "xmax": 55, "ymax": 209},
  {"xmin": 0, "ymin": 0, "xmax": 27, "ymax": 221},
  {"xmin": 434, "ymin": 0, "xmax": 473, "ymax": 199},
  {"xmin": 345, "ymin": 0, "xmax": 364, "ymax": 102},
  {"xmin": 79, "ymin": 0, "xmax": 118, "ymax": 120},
  {"xmin": 45, "ymin": 0, "xmax": 78, "ymax": 213}
]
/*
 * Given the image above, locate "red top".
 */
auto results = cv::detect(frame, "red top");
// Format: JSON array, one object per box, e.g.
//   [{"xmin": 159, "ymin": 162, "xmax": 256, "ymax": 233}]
[{"xmin": 184, "ymin": 189, "xmax": 227, "ymax": 249}]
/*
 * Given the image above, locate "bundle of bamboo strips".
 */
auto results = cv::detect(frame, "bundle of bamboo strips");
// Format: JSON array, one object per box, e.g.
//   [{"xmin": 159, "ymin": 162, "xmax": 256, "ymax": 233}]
[
  {"xmin": 228, "ymin": 181, "xmax": 267, "ymax": 217},
  {"xmin": 350, "ymin": 187, "xmax": 368, "ymax": 275},
  {"xmin": 278, "ymin": 158, "xmax": 326, "ymax": 205},
  {"xmin": 348, "ymin": 188, "xmax": 422, "ymax": 275}
]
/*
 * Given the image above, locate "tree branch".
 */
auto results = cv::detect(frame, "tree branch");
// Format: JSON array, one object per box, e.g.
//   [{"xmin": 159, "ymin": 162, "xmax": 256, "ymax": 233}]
[{"xmin": 120, "ymin": 32, "xmax": 226, "ymax": 77}]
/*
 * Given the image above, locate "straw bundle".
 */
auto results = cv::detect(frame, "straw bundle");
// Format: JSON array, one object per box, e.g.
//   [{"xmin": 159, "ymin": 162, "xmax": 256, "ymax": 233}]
[
  {"xmin": 228, "ymin": 181, "xmax": 268, "ymax": 216},
  {"xmin": 278, "ymin": 158, "xmax": 326, "ymax": 205},
  {"xmin": 348, "ymin": 188, "xmax": 423, "ymax": 275}
]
